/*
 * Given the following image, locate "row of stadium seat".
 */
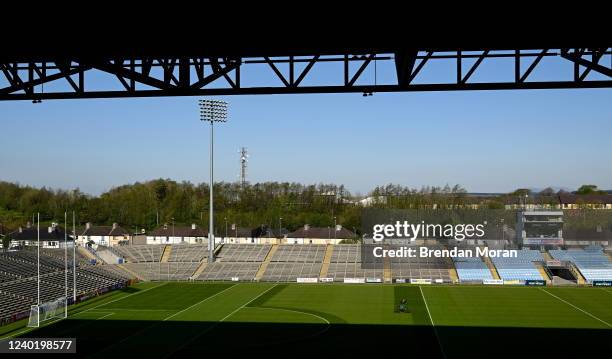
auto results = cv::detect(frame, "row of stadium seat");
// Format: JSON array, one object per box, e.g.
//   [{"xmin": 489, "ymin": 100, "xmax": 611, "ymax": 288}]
[
  {"xmin": 111, "ymin": 244, "xmax": 164, "ymax": 263},
  {"xmin": 217, "ymin": 244, "xmax": 270, "ymax": 262},
  {"xmin": 0, "ymin": 249, "xmax": 130, "ymax": 323},
  {"xmin": 453, "ymin": 256, "xmax": 493, "ymax": 282},
  {"xmin": 549, "ymin": 248, "xmax": 612, "ymax": 283},
  {"xmin": 122, "ymin": 262, "xmax": 200, "ymax": 281},
  {"xmin": 75, "ymin": 243, "xmax": 612, "ymax": 284},
  {"xmin": 196, "ymin": 262, "xmax": 261, "ymax": 281},
  {"xmin": 169, "ymin": 244, "xmax": 208, "ymax": 262},
  {"xmin": 271, "ymin": 245, "xmax": 326, "ymax": 263},
  {"xmin": 491, "ymin": 250, "xmax": 544, "ymax": 281}
]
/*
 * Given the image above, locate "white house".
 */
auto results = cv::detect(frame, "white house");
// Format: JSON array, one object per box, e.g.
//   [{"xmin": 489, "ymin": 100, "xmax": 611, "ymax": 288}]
[
  {"xmin": 286, "ymin": 224, "xmax": 356, "ymax": 245},
  {"xmin": 77, "ymin": 222, "xmax": 130, "ymax": 247},
  {"xmin": 9, "ymin": 222, "xmax": 75, "ymax": 249},
  {"xmin": 223, "ymin": 225, "xmax": 285, "ymax": 244},
  {"xmin": 146, "ymin": 223, "xmax": 208, "ymax": 244}
]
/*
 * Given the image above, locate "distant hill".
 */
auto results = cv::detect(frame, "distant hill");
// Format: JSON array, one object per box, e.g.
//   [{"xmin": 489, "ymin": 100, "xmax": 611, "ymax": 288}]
[
  {"xmin": 529, "ymin": 187, "xmax": 572, "ymax": 194},
  {"xmin": 467, "ymin": 193, "xmax": 503, "ymax": 197}
]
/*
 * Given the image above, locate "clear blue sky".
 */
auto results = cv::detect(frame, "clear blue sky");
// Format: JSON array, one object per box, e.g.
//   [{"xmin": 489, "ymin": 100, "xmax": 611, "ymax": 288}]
[{"xmin": 1, "ymin": 56, "xmax": 611, "ymax": 195}]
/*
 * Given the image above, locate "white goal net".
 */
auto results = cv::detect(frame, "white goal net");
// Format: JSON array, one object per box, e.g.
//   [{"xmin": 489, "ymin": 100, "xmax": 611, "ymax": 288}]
[{"xmin": 27, "ymin": 297, "xmax": 67, "ymax": 328}]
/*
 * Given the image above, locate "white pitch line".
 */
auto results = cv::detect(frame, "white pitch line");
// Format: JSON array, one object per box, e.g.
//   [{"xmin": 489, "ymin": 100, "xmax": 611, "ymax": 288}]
[
  {"xmin": 419, "ymin": 286, "xmax": 447, "ymax": 359},
  {"xmin": 163, "ymin": 283, "xmax": 238, "ymax": 321},
  {"xmin": 220, "ymin": 284, "xmax": 278, "ymax": 322},
  {"xmin": 2, "ymin": 282, "xmax": 167, "ymax": 340},
  {"xmin": 100, "ymin": 283, "xmax": 241, "ymax": 354},
  {"xmin": 92, "ymin": 308, "xmax": 175, "ymax": 312},
  {"xmin": 0, "ymin": 317, "xmax": 62, "ymax": 340},
  {"xmin": 77, "ymin": 282, "xmax": 168, "ymax": 315},
  {"xmin": 163, "ymin": 284, "xmax": 279, "ymax": 358},
  {"xmin": 251, "ymin": 306, "xmax": 330, "ymax": 324},
  {"xmin": 539, "ymin": 288, "xmax": 611, "ymax": 327},
  {"xmin": 95, "ymin": 312, "xmax": 114, "ymax": 320}
]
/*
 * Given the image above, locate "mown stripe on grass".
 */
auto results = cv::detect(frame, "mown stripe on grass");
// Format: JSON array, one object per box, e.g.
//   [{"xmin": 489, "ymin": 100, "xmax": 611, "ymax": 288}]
[
  {"xmin": 90, "ymin": 283, "xmax": 240, "ymax": 357},
  {"xmin": 0, "ymin": 282, "xmax": 163, "ymax": 340},
  {"xmin": 221, "ymin": 284, "xmax": 279, "ymax": 321},
  {"xmin": 77, "ymin": 282, "xmax": 168, "ymax": 314},
  {"xmin": 248, "ymin": 283, "xmax": 287, "ymax": 306},
  {"xmin": 163, "ymin": 283, "xmax": 237, "ymax": 321},
  {"xmin": 539, "ymin": 288, "xmax": 611, "ymax": 328},
  {"xmin": 420, "ymin": 286, "xmax": 447, "ymax": 359},
  {"xmin": 394, "ymin": 285, "xmax": 430, "ymax": 324},
  {"xmin": 253, "ymin": 305, "xmax": 346, "ymax": 324}
]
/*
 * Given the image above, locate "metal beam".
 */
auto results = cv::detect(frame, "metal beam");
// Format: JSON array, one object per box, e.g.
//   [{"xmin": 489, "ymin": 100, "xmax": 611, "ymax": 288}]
[
  {"xmin": 0, "ymin": 48, "xmax": 610, "ymax": 101},
  {"xmin": 394, "ymin": 49, "xmax": 418, "ymax": 88},
  {"xmin": 560, "ymin": 48, "xmax": 612, "ymax": 79},
  {"xmin": 2, "ymin": 80, "xmax": 610, "ymax": 101}
]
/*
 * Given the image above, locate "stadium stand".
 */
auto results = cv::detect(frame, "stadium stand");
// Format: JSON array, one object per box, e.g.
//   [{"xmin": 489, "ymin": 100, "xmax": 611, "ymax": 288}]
[
  {"xmin": 330, "ymin": 244, "xmax": 360, "ymax": 263},
  {"xmin": 96, "ymin": 265, "xmax": 133, "ymax": 280},
  {"xmin": 261, "ymin": 262, "xmax": 322, "ymax": 282},
  {"xmin": 0, "ymin": 251, "xmax": 69, "ymax": 280},
  {"xmin": 390, "ymin": 246, "xmax": 451, "ymax": 282},
  {"xmin": 216, "ymin": 244, "xmax": 271, "ymax": 262},
  {"xmin": 260, "ymin": 245, "xmax": 325, "ymax": 281},
  {"xmin": 326, "ymin": 245, "xmax": 382, "ymax": 281},
  {"xmin": 168, "ymin": 244, "xmax": 208, "ymax": 262},
  {"xmin": 327, "ymin": 262, "xmax": 383, "ymax": 281},
  {"xmin": 0, "ymin": 248, "xmax": 131, "ymax": 324},
  {"xmin": 112, "ymin": 244, "xmax": 164, "ymax": 263},
  {"xmin": 122, "ymin": 262, "xmax": 199, "ymax": 281},
  {"xmin": 453, "ymin": 256, "xmax": 493, "ymax": 282},
  {"xmin": 491, "ymin": 249, "xmax": 544, "ymax": 281},
  {"xmin": 188, "ymin": 245, "xmax": 273, "ymax": 281},
  {"xmin": 254, "ymin": 244, "xmax": 278, "ymax": 280},
  {"xmin": 271, "ymin": 244, "xmax": 326, "ymax": 262},
  {"xmin": 549, "ymin": 247, "xmax": 612, "ymax": 283},
  {"xmin": 37, "ymin": 248, "xmax": 91, "ymax": 266},
  {"xmin": 196, "ymin": 262, "xmax": 261, "ymax": 281}
]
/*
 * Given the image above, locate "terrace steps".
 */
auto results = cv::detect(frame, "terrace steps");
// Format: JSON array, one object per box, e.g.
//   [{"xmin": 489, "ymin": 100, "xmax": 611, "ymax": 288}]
[
  {"xmin": 77, "ymin": 246, "xmax": 98, "ymax": 262},
  {"xmin": 214, "ymin": 243, "xmax": 224, "ymax": 256},
  {"xmin": 319, "ymin": 244, "xmax": 334, "ymax": 278},
  {"xmin": 191, "ymin": 261, "xmax": 208, "ymax": 279},
  {"xmin": 383, "ymin": 256, "xmax": 392, "ymax": 283},
  {"xmin": 569, "ymin": 263, "xmax": 587, "ymax": 285},
  {"xmin": 535, "ymin": 263, "xmax": 551, "ymax": 282},
  {"xmin": 255, "ymin": 244, "xmax": 278, "ymax": 281},
  {"xmin": 542, "ymin": 251, "xmax": 554, "ymax": 261},
  {"xmin": 482, "ymin": 256, "xmax": 501, "ymax": 280},
  {"xmin": 448, "ymin": 268, "xmax": 459, "ymax": 283},
  {"xmin": 160, "ymin": 245, "xmax": 172, "ymax": 263},
  {"xmin": 118, "ymin": 264, "xmax": 145, "ymax": 281}
]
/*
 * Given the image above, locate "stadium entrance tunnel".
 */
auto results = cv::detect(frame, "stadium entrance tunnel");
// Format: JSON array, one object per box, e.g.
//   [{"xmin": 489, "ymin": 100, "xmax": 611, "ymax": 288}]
[
  {"xmin": 548, "ymin": 266, "xmax": 577, "ymax": 282},
  {"xmin": 18, "ymin": 319, "xmax": 611, "ymax": 358}
]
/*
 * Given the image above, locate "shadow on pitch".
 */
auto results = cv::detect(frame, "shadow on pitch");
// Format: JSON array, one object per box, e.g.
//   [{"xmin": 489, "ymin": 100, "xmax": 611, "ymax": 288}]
[{"xmin": 20, "ymin": 319, "xmax": 610, "ymax": 358}]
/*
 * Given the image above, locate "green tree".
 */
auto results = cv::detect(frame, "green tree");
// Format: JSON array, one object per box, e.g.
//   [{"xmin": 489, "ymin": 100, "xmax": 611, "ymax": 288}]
[{"xmin": 576, "ymin": 184, "xmax": 603, "ymax": 195}]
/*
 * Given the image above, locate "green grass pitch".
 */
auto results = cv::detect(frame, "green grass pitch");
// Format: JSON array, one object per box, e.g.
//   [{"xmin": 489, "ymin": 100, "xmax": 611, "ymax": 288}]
[{"xmin": 1, "ymin": 282, "xmax": 611, "ymax": 357}]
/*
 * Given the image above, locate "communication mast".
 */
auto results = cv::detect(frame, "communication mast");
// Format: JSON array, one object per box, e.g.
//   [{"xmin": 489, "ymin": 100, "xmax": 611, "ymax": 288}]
[{"xmin": 240, "ymin": 147, "xmax": 248, "ymax": 189}]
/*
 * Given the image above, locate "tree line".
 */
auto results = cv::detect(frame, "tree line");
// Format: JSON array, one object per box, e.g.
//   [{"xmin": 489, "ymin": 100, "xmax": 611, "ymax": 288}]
[
  {"xmin": 0, "ymin": 180, "xmax": 469, "ymax": 234},
  {"xmin": 0, "ymin": 180, "xmax": 607, "ymax": 235}
]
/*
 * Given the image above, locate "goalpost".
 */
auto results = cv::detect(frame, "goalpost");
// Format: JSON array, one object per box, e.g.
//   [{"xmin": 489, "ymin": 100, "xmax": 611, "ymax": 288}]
[
  {"xmin": 27, "ymin": 297, "xmax": 67, "ymax": 328},
  {"xmin": 27, "ymin": 212, "xmax": 70, "ymax": 328}
]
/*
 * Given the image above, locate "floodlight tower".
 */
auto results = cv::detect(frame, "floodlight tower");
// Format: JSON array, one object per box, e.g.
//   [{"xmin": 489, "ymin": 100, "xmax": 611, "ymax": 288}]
[{"xmin": 199, "ymin": 99, "xmax": 228, "ymax": 263}]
